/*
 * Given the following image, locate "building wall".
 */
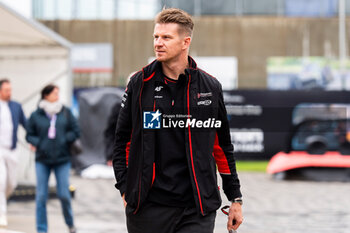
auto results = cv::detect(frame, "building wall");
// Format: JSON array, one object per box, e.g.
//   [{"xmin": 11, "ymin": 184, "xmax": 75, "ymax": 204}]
[{"xmin": 41, "ymin": 17, "xmax": 348, "ymax": 88}]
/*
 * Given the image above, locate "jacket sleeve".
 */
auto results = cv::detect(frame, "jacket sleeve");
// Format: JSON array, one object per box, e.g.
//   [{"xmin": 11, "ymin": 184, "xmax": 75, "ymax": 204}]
[
  {"xmin": 19, "ymin": 105, "xmax": 27, "ymax": 129},
  {"xmin": 25, "ymin": 113, "xmax": 40, "ymax": 147},
  {"xmin": 112, "ymin": 81, "xmax": 133, "ymax": 196},
  {"xmin": 65, "ymin": 108, "xmax": 80, "ymax": 143},
  {"xmin": 215, "ymin": 84, "xmax": 242, "ymax": 201}
]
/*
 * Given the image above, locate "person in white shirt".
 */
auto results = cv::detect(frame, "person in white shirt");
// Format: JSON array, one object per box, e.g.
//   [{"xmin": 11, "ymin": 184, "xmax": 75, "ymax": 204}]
[{"xmin": 0, "ymin": 79, "xmax": 26, "ymax": 227}]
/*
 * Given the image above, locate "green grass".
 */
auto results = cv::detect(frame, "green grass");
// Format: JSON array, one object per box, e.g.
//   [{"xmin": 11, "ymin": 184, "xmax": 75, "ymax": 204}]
[{"xmin": 235, "ymin": 161, "xmax": 269, "ymax": 172}]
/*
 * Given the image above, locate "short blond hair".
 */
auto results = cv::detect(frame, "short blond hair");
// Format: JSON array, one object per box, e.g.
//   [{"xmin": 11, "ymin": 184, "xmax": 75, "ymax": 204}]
[{"xmin": 155, "ymin": 8, "xmax": 194, "ymax": 36}]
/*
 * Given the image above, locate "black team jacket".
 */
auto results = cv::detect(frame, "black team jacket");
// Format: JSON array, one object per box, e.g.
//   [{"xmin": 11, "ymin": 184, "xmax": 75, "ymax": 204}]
[{"xmin": 113, "ymin": 56, "xmax": 241, "ymax": 216}]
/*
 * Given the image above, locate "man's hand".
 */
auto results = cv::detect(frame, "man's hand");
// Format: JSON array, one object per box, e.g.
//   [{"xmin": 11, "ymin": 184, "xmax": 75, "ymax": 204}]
[
  {"xmin": 122, "ymin": 193, "xmax": 127, "ymax": 208},
  {"xmin": 107, "ymin": 160, "xmax": 112, "ymax": 166},
  {"xmin": 227, "ymin": 202, "xmax": 243, "ymax": 232}
]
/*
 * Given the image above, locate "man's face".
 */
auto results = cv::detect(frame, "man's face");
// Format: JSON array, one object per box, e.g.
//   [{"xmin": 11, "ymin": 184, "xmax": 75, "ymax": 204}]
[
  {"xmin": 0, "ymin": 82, "xmax": 11, "ymax": 101},
  {"xmin": 153, "ymin": 23, "xmax": 190, "ymax": 63}
]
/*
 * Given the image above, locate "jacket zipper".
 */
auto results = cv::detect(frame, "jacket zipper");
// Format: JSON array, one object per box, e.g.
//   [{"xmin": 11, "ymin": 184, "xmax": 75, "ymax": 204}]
[
  {"xmin": 151, "ymin": 99, "xmax": 156, "ymax": 187},
  {"xmin": 186, "ymin": 74, "xmax": 204, "ymax": 215},
  {"xmin": 133, "ymin": 75, "xmax": 145, "ymax": 215},
  {"xmin": 133, "ymin": 71, "xmax": 156, "ymax": 214}
]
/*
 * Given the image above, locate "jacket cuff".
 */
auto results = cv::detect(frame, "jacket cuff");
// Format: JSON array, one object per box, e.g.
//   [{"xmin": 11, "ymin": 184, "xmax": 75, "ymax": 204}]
[
  {"xmin": 227, "ymin": 188, "xmax": 242, "ymax": 201},
  {"xmin": 115, "ymin": 182, "xmax": 126, "ymax": 197},
  {"xmin": 221, "ymin": 174, "xmax": 242, "ymax": 201},
  {"xmin": 29, "ymin": 138, "xmax": 40, "ymax": 147}
]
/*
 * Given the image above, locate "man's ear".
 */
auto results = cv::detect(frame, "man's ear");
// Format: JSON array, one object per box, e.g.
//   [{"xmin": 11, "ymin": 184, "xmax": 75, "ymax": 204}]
[{"xmin": 183, "ymin": 36, "xmax": 192, "ymax": 50}]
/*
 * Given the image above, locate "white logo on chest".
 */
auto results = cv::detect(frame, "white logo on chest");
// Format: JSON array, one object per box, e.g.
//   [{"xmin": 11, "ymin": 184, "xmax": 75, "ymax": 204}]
[
  {"xmin": 197, "ymin": 100, "xmax": 212, "ymax": 106},
  {"xmin": 155, "ymin": 86, "xmax": 163, "ymax": 92}
]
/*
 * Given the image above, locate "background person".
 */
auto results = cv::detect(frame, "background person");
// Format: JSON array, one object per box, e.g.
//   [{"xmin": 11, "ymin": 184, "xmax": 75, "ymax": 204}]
[
  {"xmin": 0, "ymin": 78, "xmax": 26, "ymax": 227},
  {"xmin": 104, "ymin": 102, "xmax": 121, "ymax": 164},
  {"xmin": 104, "ymin": 72, "xmax": 135, "ymax": 165},
  {"xmin": 26, "ymin": 84, "xmax": 79, "ymax": 233}
]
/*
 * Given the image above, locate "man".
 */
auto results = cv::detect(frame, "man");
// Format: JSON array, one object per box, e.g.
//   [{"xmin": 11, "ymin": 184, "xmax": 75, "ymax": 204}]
[
  {"xmin": 0, "ymin": 79, "xmax": 26, "ymax": 227},
  {"xmin": 113, "ymin": 8, "xmax": 243, "ymax": 233}
]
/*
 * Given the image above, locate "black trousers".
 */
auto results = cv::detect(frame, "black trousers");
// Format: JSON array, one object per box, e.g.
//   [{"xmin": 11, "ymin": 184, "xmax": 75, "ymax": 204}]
[{"xmin": 126, "ymin": 201, "xmax": 216, "ymax": 233}]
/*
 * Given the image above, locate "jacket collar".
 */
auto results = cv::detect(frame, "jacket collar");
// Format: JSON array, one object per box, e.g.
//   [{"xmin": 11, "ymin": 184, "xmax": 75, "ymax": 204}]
[{"xmin": 142, "ymin": 56, "xmax": 198, "ymax": 82}]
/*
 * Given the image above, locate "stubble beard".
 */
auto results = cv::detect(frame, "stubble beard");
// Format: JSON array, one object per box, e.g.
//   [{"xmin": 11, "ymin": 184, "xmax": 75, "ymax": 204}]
[{"xmin": 155, "ymin": 53, "xmax": 168, "ymax": 62}]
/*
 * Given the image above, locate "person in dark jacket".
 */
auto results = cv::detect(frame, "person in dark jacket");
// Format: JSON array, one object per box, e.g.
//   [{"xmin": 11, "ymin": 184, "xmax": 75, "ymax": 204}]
[
  {"xmin": 112, "ymin": 8, "xmax": 243, "ymax": 233},
  {"xmin": 0, "ymin": 79, "xmax": 26, "ymax": 227},
  {"xmin": 104, "ymin": 72, "xmax": 135, "ymax": 164},
  {"xmin": 104, "ymin": 102, "xmax": 121, "ymax": 163},
  {"xmin": 26, "ymin": 84, "xmax": 79, "ymax": 233}
]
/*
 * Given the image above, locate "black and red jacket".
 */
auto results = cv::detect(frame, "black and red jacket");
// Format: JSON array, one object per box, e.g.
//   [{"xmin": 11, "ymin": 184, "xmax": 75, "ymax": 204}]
[{"xmin": 113, "ymin": 57, "xmax": 241, "ymax": 216}]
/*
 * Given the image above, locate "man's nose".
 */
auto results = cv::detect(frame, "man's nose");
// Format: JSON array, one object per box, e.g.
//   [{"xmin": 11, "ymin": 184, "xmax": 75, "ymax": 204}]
[{"xmin": 154, "ymin": 38, "xmax": 163, "ymax": 47}]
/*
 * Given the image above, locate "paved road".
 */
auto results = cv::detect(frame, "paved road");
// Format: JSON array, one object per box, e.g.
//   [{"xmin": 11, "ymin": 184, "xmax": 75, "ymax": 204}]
[{"xmin": 3, "ymin": 172, "xmax": 350, "ymax": 233}]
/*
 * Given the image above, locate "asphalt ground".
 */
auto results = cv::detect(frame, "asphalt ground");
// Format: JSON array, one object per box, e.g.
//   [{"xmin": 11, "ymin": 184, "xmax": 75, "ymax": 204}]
[{"xmin": 3, "ymin": 172, "xmax": 350, "ymax": 233}]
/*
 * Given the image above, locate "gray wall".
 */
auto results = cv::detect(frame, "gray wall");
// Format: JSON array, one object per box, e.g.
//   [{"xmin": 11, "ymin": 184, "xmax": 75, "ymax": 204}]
[{"xmin": 41, "ymin": 17, "xmax": 349, "ymax": 88}]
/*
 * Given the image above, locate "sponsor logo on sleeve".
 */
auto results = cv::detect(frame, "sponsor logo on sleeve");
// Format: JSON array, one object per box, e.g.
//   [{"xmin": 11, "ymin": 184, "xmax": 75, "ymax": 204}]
[{"xmin": 121, "ymin": 92, "xmax": 128, "ymax": 108}]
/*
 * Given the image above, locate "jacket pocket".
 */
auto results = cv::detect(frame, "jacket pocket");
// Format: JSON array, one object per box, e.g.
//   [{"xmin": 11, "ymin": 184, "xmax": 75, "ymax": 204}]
[{"xmin": 36, "ymin": 139, "xmax": 52, "ymax": 159}]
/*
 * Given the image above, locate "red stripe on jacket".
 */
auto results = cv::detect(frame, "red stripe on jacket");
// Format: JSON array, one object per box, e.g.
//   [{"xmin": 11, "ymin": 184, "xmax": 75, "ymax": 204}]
[
  {"xmin": 126, "ymin": 141, "xmax": 130, "ymax": 166},
  {"xmin": 144, "ymin": 72, "xmax": 155, "ymax": 82},
  {"xmin": 213, "ymin": 134, "xmax": 231, "ymax": 174},
  {"xmin": 187, "ymin": 74, "xmax": 204, "ymax": 215}
]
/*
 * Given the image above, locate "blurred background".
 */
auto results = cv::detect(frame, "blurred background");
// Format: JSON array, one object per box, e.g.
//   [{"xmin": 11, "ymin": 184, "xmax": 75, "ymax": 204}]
[{"xmin": 1, "ymin": 0, "xmax": 350, "ymax": 233}]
